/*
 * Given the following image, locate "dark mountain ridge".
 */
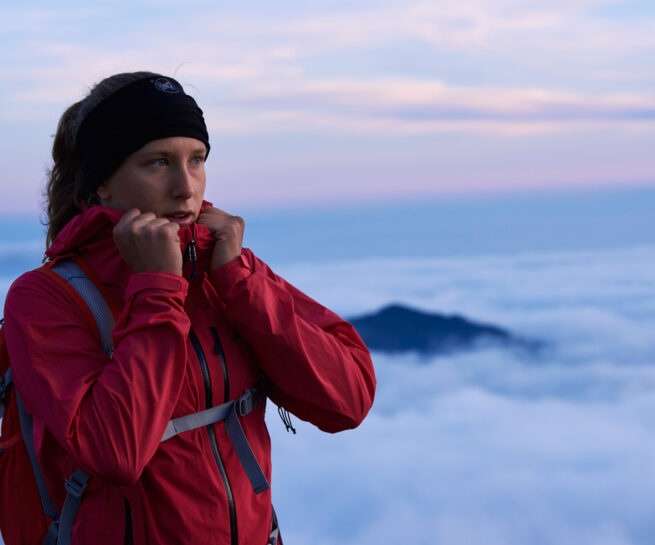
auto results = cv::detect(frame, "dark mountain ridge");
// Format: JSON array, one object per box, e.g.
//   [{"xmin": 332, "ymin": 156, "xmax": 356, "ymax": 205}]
[{"xmin": 348, "ymin": 303, "xmax": 532, "ymax": 355}]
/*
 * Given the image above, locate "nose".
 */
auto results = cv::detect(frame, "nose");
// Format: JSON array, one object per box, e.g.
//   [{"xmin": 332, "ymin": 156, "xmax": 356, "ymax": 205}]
[{"xmin": 170, "ymin": 164, "xmax": 194, "ymax": 200}]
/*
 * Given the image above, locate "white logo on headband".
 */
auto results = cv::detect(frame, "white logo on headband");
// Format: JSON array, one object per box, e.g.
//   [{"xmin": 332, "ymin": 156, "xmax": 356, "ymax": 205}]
[{"xmin": 154, "ymin": 78, "xmax": 181, "ymax": 94}]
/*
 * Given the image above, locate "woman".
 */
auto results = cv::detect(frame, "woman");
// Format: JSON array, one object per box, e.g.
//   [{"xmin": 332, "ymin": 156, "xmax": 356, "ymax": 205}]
[{"xmin": 3, "ymin": 72, "xmax": 376, "ymax": 544}]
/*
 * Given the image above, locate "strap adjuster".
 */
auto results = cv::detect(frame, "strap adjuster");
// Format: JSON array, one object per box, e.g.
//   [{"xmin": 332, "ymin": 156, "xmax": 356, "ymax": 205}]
[
  {"xmin": 0, "ymin": 368, "xmax": 12, "ymax": 403},
  {"xmin": 64, "ymin": 472, "xmax": 88, "ymax": 498},
  {"xmin": 236, "ymin": 390, "xmax": 256, "ymax": 416}
]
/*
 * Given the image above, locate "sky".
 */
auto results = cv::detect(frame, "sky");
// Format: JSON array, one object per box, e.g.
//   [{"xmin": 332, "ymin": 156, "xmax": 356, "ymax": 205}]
[
  {"xmin": 1, "ymin": 5, "xmax": 655, "ymax": 541},
  {"xmin": 1, "ymin": 0, "xmax": 654, "ymax": 215}
]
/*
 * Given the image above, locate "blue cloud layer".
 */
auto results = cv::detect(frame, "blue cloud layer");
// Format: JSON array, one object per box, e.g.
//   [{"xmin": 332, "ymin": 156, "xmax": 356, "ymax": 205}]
[{"xmin": 266, "ymin": 244, "xmax": 655, "ymax": 544}]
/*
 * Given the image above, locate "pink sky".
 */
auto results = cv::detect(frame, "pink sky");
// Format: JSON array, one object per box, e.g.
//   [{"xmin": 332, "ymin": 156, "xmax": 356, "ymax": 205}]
[{"xmin": 1, "ymin": 0, "xmax": 654, "ymax": 214}]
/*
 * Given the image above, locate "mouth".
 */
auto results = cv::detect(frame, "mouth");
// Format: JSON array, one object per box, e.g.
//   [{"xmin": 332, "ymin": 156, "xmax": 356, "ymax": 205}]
[{"xmin": 164, "ymin": 211, "xmax": 194, "ymax": 225}]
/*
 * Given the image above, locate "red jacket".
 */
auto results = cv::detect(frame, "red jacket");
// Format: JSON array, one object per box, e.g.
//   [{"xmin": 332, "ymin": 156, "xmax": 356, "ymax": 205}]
[{"xmin": 3, "ymin": 204, "xmax": 375, "ymax": 545}]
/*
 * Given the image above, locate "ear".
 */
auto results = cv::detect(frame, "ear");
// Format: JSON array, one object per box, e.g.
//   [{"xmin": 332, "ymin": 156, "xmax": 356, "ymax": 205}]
[{"xmin": 96, "ymin": 182, "xmax": 111, "ymax": 202}]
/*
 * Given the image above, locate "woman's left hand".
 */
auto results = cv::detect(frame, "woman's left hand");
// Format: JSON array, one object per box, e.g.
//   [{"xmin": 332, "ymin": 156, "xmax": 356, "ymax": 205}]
[{"xmin": 197, "ymin": 206, "xmax": 245, "ymax": 270}]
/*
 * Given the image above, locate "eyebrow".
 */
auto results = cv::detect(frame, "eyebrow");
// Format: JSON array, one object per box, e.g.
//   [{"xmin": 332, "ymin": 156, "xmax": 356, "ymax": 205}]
[{"xmin": 138, "ymin": 147, "xmax": 207, "ymax": 157}]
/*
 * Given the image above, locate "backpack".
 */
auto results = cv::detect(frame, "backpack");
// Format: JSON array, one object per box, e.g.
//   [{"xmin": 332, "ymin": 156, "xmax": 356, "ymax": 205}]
[
  {"xmin": 0, "ymin": 258, "xmax": 117, "ymax": 545},
  {"xmin": 0, "ymin": 323, "xmax": 51, "ymax": 544},
  {"xmin": 0, "ymin": 257, "xmax": 279, "ymax": 545}
]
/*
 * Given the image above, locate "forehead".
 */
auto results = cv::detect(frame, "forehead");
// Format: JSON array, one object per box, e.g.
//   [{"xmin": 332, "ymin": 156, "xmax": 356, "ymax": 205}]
[{"xmin": 135, "ymin": 137, "xmax": 208, "ymax": 155}]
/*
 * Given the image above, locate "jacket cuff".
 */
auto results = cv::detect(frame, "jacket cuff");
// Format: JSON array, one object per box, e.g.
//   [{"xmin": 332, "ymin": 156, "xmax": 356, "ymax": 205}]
[
  {"xmin": 125, "ymin": 271, "xmax": 189, "ymax": 300},
  {"xmin": 207, "ymin": 251, "xmax": 252, "ymax": 299}
]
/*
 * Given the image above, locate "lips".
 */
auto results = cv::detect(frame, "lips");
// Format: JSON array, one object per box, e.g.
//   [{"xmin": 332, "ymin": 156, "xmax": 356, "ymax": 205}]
[{"xmin": 165, "ymin": 211, "xmax": 194, "ymax": 225}]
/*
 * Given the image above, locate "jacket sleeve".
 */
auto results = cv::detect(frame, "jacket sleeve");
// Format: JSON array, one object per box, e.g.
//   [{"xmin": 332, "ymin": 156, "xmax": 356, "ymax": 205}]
[
  {"xmin": 4, "ymin": 270, "xmax": 190, "ymax": 485},
  {"xmin": 207, "ymin": 248, "xmax": 376, "ymax": 432}
]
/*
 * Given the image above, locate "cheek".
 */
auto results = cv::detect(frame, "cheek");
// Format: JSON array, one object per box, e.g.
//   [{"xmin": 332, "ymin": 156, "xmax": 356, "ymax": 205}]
[
  {"xmin": 128, "ymin": 180, "xmax": 167, "ymax": 211},
  {"xmin": 196, "ymin": 173, "xmax": 207, "ymax": 197}
]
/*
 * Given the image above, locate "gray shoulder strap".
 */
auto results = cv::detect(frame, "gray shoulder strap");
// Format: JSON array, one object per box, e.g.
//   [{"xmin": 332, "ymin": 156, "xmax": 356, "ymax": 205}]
[
  {"xmin": 162, "ymin": 386, "xmax": 270, "ymax": 494},
  {"xmin": 50, "ymin": 260, "xmax": 115, "ymax": 357},
  {"xmin": 16, "ymin": 259, "xmax": 103, "ymax": 545},
  {"xmin": 15, "ymin": 384, "xmax": 59, "ymax": 522},
  {"xmin": 16, "ymin": 388, "xmax": 90, "ymax": 545}
]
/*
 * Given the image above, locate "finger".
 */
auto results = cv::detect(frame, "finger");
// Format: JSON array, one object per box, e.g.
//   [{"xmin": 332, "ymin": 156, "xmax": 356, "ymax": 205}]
[
  {"xmin": 198, "ymin": 208, "xmax": 238, "ymax": 225},
  {"xmin": 201, "ymin": 206, "xmax": 233, "ymax": 218},
  {"xmin": 126, "ymin": 212, "xmax": 160, "ymax": 231},
  {"xmin": 196, "ymin": 212, "xmax": 222, "ymax": 226},
  {"xmin": 141, "ymin": 216, "xmax": 172, "ymax": 229},
  {"xmin": 115, "ymin": 210, "xmax": 142, "ymax": 239},
  {"xmin": 116, "ymin": 208, "xmax": 142, "ymax": 227},
  {"xmin": 197, "ymin": 209, "xmax": 220, "ymax": 221},
  {"xmin": 161, "ymin": 221, "xmax": 181, "ymax": 234}
]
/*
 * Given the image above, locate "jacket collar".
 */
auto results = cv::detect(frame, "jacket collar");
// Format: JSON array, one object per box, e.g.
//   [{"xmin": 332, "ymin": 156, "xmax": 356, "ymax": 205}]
[
  {"xmin": 45, "ymin": 203, "xmax": 217, "ymax": 303},
  {"xmin": 47, "ymin": 202, "xmax": 215, "ymax": 260}
]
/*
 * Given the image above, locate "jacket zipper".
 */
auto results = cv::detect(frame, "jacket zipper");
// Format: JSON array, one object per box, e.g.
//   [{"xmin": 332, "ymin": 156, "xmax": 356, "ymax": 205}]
[
  {"xmin": 187, "ymin": 236, "xmax": 198, "ymax": 280},
  {"xmin": 210, "ymin": 326, "xmax": 230, "ymax": 403},
  {"xmin": 124, "ymin": 498, "xmax": 133, "ymax": 545},
  {"xmin": 189, "ymin": 328, "xmax": 238, "ymax": 545}
]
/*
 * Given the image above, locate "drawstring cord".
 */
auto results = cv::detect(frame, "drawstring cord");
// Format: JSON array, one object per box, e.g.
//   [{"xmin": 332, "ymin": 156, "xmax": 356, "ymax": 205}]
[{"xmin": 277, "ymin": 407, "xmax": 296, "ymax": 434}]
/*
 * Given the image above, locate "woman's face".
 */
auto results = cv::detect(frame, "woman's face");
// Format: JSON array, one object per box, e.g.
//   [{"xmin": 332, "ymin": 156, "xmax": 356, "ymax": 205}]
[{"xmin": 96, "ymin": 136, "xmax": 207, "ymax": 226}]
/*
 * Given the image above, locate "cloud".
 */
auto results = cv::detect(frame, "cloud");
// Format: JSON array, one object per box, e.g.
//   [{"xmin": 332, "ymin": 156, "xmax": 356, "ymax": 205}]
[
  {"xmin": 276, "ymin": 245, "xmax": 655, "ymax": 322},
  {"xmin": 268, "ymin": 358, "xmax": 655, "ymax": 544},
  {"xmin": 215, "ymin": 77, "xmax": 655, "ymax": 135},
  {"xmin": 2, "ymin": 0, "xmax": 655, "ymax": 135},
  {"xmin": 265, "ymin": 244, "xmax": 655, "ymax": 544}
]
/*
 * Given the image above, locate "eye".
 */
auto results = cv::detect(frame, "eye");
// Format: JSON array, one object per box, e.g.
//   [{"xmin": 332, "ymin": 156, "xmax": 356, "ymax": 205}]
[
  {"xmin": 152, "ymin": 158, "xmax": 168, "ymax": 167},
  {"xmin": 190, "ymin": 156, "xmax": 205, "ymax": 166}
]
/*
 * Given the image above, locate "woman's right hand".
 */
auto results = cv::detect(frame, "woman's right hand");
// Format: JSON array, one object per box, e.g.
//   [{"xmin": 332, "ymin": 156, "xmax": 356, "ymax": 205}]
[{"xmin": 113, "ymin": 209, "xmax": 183, "ymax": 276}]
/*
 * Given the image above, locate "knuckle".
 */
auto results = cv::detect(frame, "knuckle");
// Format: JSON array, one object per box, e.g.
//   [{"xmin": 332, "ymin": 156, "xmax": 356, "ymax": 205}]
[
  {"xmin": 161, "ymin": 222, "xmax": 179, "ymax": 237},
  {"xmin": 128, "ymin": 223, "xmax": 142, "ymax": 236},
  {"xmin": 163, "ymin": 226, "xmax": 179, "ymax": 238}
]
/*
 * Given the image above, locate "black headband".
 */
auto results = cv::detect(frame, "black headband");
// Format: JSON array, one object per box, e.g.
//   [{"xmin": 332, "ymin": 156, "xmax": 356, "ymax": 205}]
[{"xmin": 76, "ymin": 75, "xmax": 210, "ymax": 192}]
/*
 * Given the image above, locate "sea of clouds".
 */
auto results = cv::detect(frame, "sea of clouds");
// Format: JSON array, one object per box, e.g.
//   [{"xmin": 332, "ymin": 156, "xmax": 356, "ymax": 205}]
[
  {"xmin": 264, "ymin": 245, "xmax": 655, "ymax": 545},
  {"xmin": 2, "ymin": 244, "xmax": 654, "ymax": 544}
]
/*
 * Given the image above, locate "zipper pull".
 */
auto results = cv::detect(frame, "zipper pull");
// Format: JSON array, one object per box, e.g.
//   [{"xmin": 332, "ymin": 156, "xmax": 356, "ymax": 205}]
[{"xmin": 188, "ymin": 237, "xmax": 197, "ymax": 280}]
